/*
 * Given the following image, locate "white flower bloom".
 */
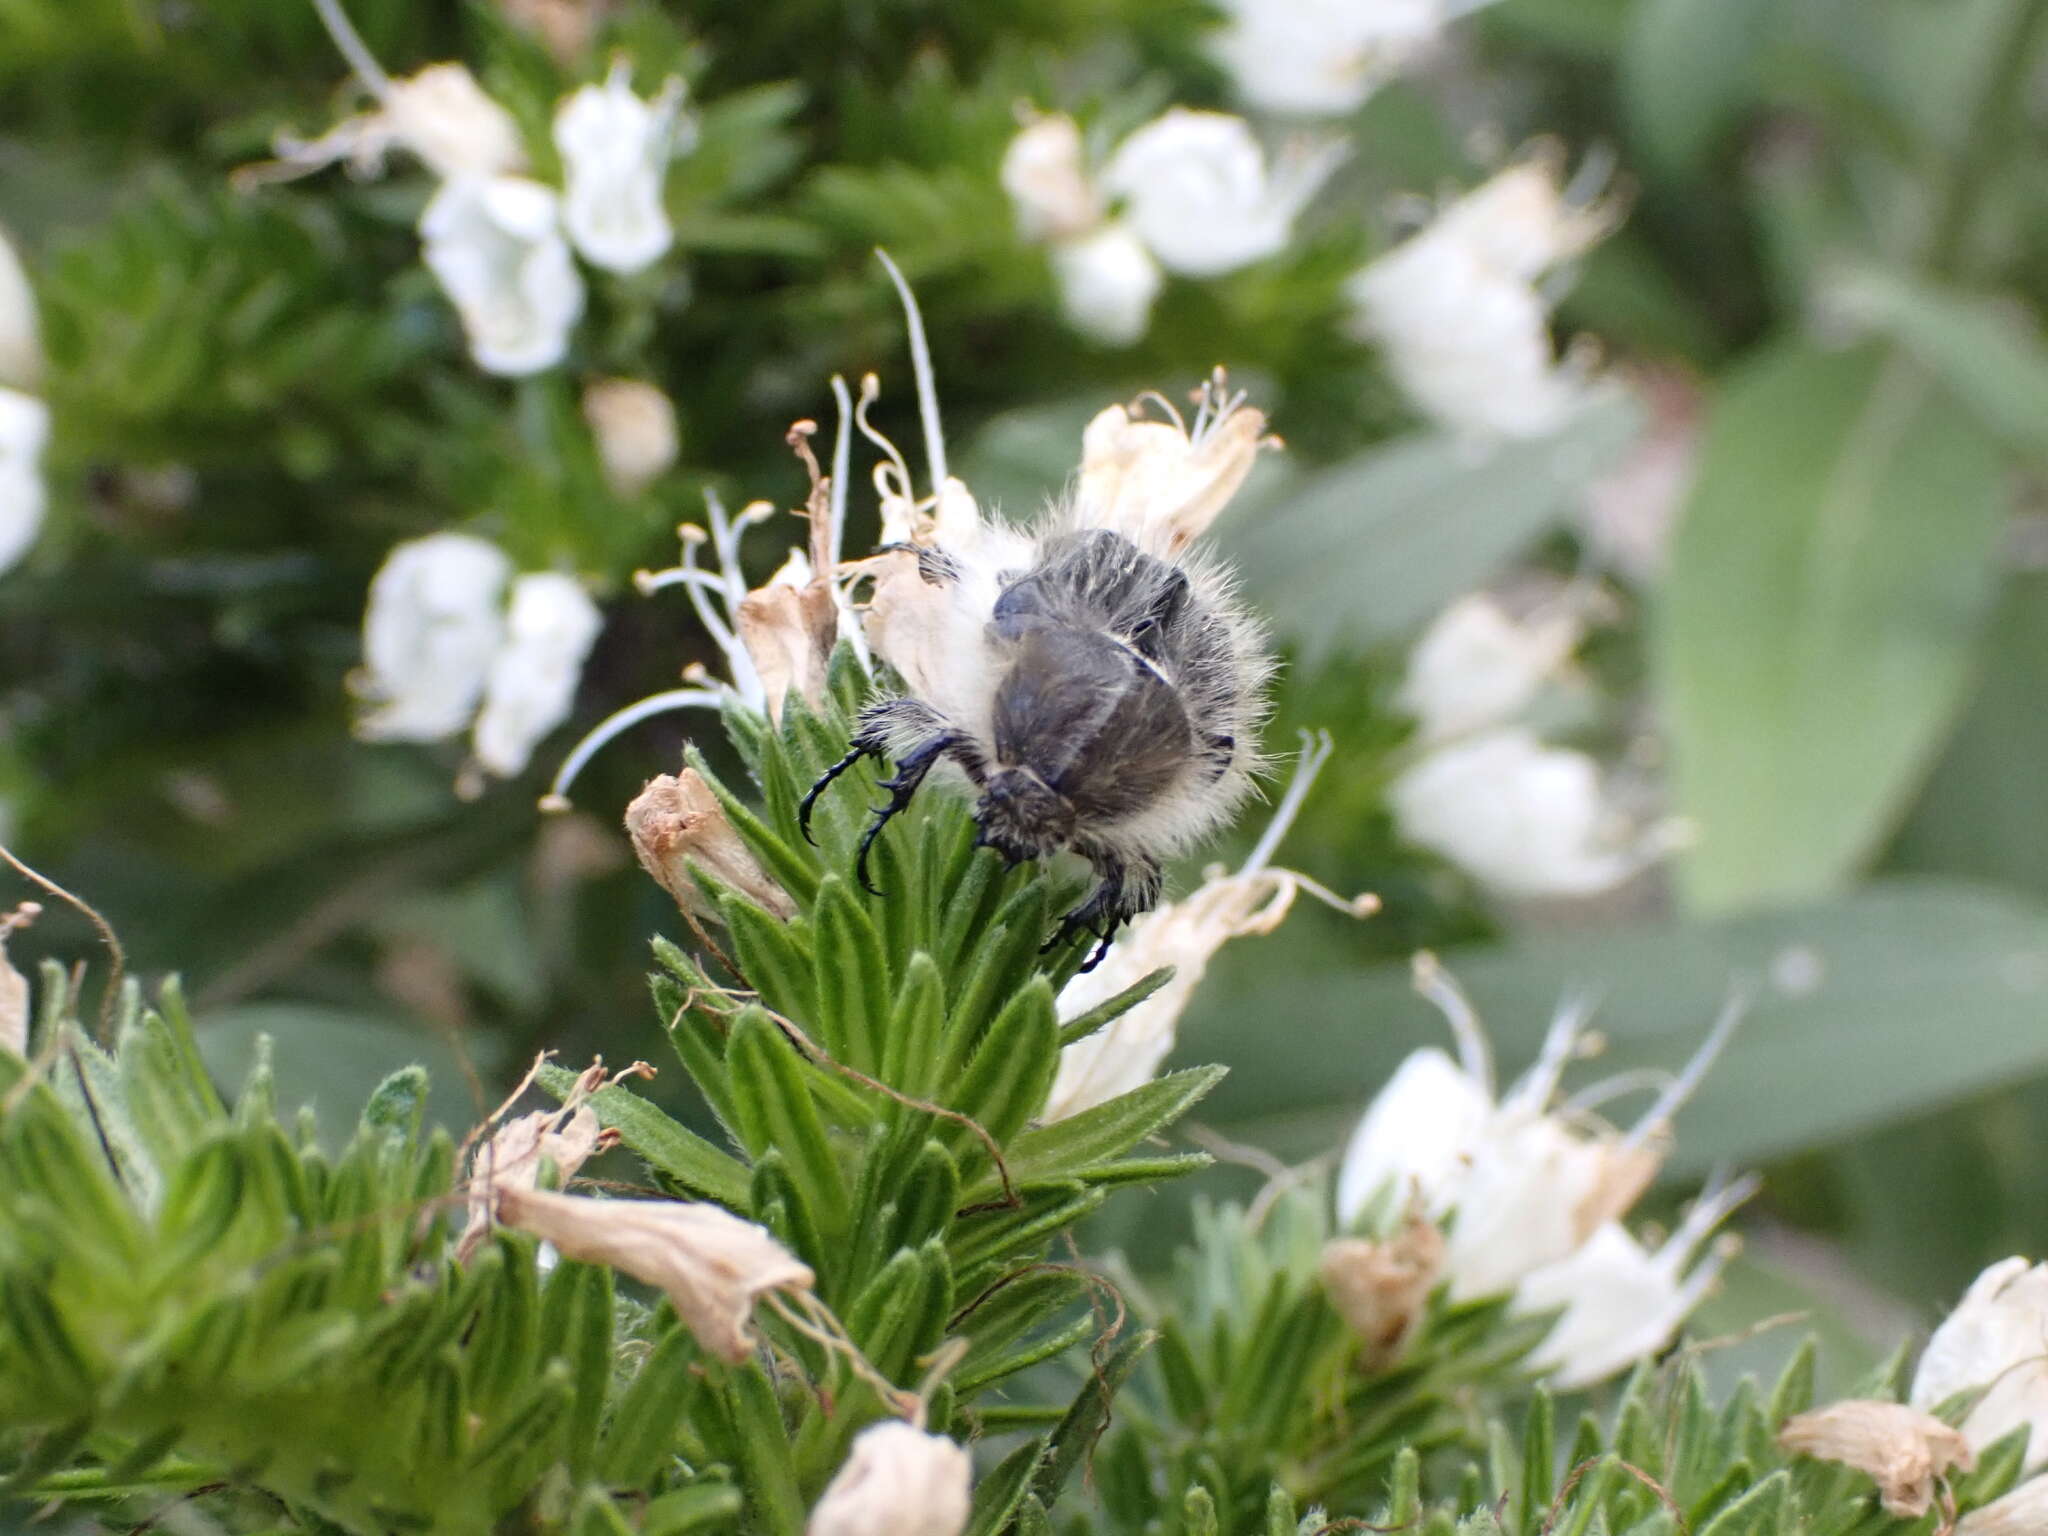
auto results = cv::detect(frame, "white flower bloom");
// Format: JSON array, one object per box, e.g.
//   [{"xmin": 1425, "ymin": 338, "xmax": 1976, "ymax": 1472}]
[
  {"xmin": 0, "ymin": 226, "xmax": 41, "ymax": 391},
  {"xmin": 1911, "ymin": 1258, "xmax": 2048, "ymax": 1467},
  {"xmin": 499, "ymin": 1188, "xmax": 814, "ymax": 1363},
  {"xmin": 1389, "ymin": 726, "xmax": 1659, "ymax": 898},
  {"xmin": 1515, "ymin": 1175, "xmax": 1755, "ymax": 1390},
  {"xmin": 1958, "ymin": 1473, "xmax": 2048, "ymax": 1535},
  {"xmin": 807, "ymin": 1421, "xmax": 973, "ymax": 1536},
  {"xmin": 1001, "ymin": 113, "xmax": 1103, "ymax": 242},
  {"xmin": 1047, "ymin": 736, "xmax": 1373, "ymax": 1121},
  {"xmin": 583, "ymin": 378, "xmax": 680, "ymax": 496},
  {"xmin": 1348, "ymin": 154, "xmax": 1619, "ymax": 438},
  {"xmin": 420, "ymin": 175, "xmax": 585, "ymax": 376},
  {"xmin": 1397, "ymin": 594, "xmax": 1582, "ymax": 745},
  {"xmin": 1209, "ymin": 0, "xmax": 1448, "ymax": 117},
  {"xmin": 553, "ymin": 62, "xmax": 693, "ymax": 275},
  {"xmin": 0, "ymin": 388, "xmax": 50, "ymax": 577},
  {"xmin": 354, "ymin": 532, "xmax": 513, "ymax": 743},
  {"xmin": 472, "ymin": 572, "xmax": 604, "ymax": 777},
  {"xmin": 254, "ymin": 63, "xmax": 528, "ymax": 184},
  {"xmin": 1073, "ymin": 369, "xmax": 1271, "ymax": 556},
  {"xmin": 1103, "ymin": 108, "xmax": 1345, "ymax": 277},
  {"xmin": 1335, "ymin": 955, "xmax": 1739, "ymax": 1303},
  {"xmin": 1049, "ymin": 223, "xmax": 1163, "ymax": 347}
]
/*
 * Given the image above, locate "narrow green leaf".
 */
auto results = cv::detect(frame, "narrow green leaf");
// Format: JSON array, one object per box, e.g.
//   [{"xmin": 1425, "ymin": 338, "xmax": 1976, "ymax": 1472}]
[
  {"xmin": 726, "ymin": 1008, "xmax": 848, "ymax": 1235},
  {"xmin": 1000, "ymin": 1066, "xmax": 1227, "ymax": 1190},
  {"xmin": 1660, "ymin": 342, "xmax": 2007, "ymax": 912},
  {"xmin": 947, "ymin": 979, "xmax": 1059, "ymax": 1164},
  {"xmin": 882, "ymin": 952, "xmax": 946, "ymax": 1093},
  {"xmin": 844, "ymin": 1240, "xmax": 954, "ymax": 1384},
  {"xmin": 724, "ymin": 1364, "xmax": 805, "ymax": 1536},
  {"xmin": 599, "ymin": 1319, "xmax": 704, "ymax": 1487},
  {"xmin": 642, "ymin": 1484, "xmax": 747, "ymax": 1536},
  {"xmin": 810, "ymin": 875, "xmax": 891, "ymax": 1073},
  {"xmin": 1031, "ymin": 1329, "xmax": 1154, "ymax": 1507},
  {"xmin": 1056, "ymin": 966, "xmax": 1175, "ymax": 1049},
  {"xmin": 723, "ymin": 900, "xmax": 818, "ymax": 1035}
]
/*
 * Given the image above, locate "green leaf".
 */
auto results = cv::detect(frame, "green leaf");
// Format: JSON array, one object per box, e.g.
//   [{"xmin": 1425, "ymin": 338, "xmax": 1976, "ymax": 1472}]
[
  {"xmin": 725, "ymin": 1009, "xmax": 848, "ymax": 1236},
  {"xmin": 947, "ymin": 978, "xmax": 1059, "ymax": 1159},
  {"xmin": 641, "ymin": 1484, "xmax": 748, "ymax": 1536},
  {"xmin": 723, "ymin": 1364, "xmax": 805, "ymax": 1536},
  {"xmin": 999, "ymin": 1066, "xmax": 1227, "ymax": 1192},
  {"xmin": 809, "ymin": 875, "xmax": 891, "ymax": 1073},
  {"xmin": 1227, "ymin": 394, "xmax": 1642, "ymax": 663},
  {"xmin": 1189, "ymin": 877, "xmax": 2048, "ymax": 1173},
  {"xmin": 1030, "ymin": 1328, "xmax": 1154, "ymax": 1508},
  {"xmin": 1826, "ymin": 266, "xmax": 2048, "ymax": 464},
  {"xmin": 537, "ymin": 1064, "xmax": 751, "ymax": 1210},
  {"xmin": 1056, "ymin": 966, "xmax": 1175, "ymax": 1049},
  {"xmin": 1620, "ymin": 0, "xmax": 1772, "ymax": 175},
  {"xmin": 1660, "ymin": 342, "xmax": 2007, "ymax": 912},
  {"xmin": 965, "ymin": 1437, "xmax": 1044, "ymax": 1536}
]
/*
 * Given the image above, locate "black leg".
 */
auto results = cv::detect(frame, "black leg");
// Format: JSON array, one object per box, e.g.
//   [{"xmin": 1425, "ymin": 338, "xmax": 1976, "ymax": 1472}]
[
  {"xmin": 1044, "ymin": 848, "xmax": 1161, "ymax": 971},
  {"xmin": 853, "ymin": 734, "xmax": 957, "ymax": 895},
  {"xmin": 800, "ymin": 697, "xmax": 953, "ymax": 845},
  {"xmin": 798, "ymin": 741, "xmax": 878, "ymax": 846}
]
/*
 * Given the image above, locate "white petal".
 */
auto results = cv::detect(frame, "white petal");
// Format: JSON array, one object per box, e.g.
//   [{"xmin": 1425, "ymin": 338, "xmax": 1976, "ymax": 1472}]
[
  {"xmin": 473, "ymin": 572, "xmax": 604, "ymax": 777},
  {"xmin": 355, "ymin": 532, "xmax": 513, "ymax": 742},
  {"xmin": 1911, "ymin": 1258, "xmax": 2048, "ymax": 1466},
  {"xmin": 385, "ymin": 64, "xmax": 528, "ymax": 179},
  {"xmin": 553, "ymin": 67, "xmax": 690, "ymax": 274},
  {"xmin": 1397, "ymin": 594, "xmax": 1580, "ymax": 744},
  {"xmin": 420, "ymin": 175, "xmax": 585, "ymax": 376},
  {"xmin": 0, "ymin": 389, "xmax": 49, "ymax": 576},
  {"xmin": 1333, "ymin": 1046, "xmax": 1491, "ymax": 1226},
  {"xmin": 1209, "ymin": 0, "xmax": 1443, "ymax": 116},
  {"xmin": 1002, "ymin": 114, "xmax": 1103, "ymax": 242},
  {"xmin": 1050, "ymin": 223, "xmax": 1162, "ymax": 346}
]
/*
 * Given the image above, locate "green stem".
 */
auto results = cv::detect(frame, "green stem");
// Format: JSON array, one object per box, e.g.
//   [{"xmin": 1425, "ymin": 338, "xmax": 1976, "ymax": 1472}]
[{"xmin": 1922, "ymin": 0, "xmax": 2048, "ymax": 277}]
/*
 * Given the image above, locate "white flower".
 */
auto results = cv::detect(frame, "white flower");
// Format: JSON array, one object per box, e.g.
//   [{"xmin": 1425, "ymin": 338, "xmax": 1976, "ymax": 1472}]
[
  {"xmin": 1389, "ymin": 726, "xmax": 1660, "ymax": 898},
  {"xmin": 1103, "ymin": 108, "xmax": 1345, "ymax": 277},
  {"xmin": 1073, "ymin": 369, "xmax": 1271, "ymax": 556},
  {"xmin": 1911, "ymin": 1258, "xmax": 2048, "ymax": 1467},
  {"xmin": 553, "ymin": 62, "xmax": 693, "ymax": 275},
  {"xmin": 1515, "ymin": 1175, "xmax": 1755, "ymax": 1390},
  {"xmin": 498, "ymin": 1188, "xmax": 814, "ymax": 1363},
  {"xmin": 1348, "ymin": 154, "xmax": 1619, "ymax": 438},
  {"xmin": 1959, "ymin": 1474, "xmax": 2048, "ymax": 1535},
  {"xmin": 735, "ymin": 550, "xmax": 837, "ymax": 722},
  {"xmin": 1209, "ymin": 0, "xmax": 1448, "ymax": 116},
  {"xmin": 806, "ymin": 1421, "xmax": 972, "ymax": 1536},
  {"xmin": 1778, "ymin": 1401, "xmax": 1975, "ymax": 1519},
  {"xmin": 419, "ymin": 175, "xmax": 585, "ymax": 376},
  {"xmin": 1397, "ymin": 594, "xmax": 1582, "ymax": 745},
  {"xmin": 1047, "ymin": 736, "xmax": 1370, "ymax": 1121},
  {"xmin": 1001, "ymin": 113, "xmax": 1103, "ymax": 242},
  {"xmin": 1049, "ymin": 223, "xmax": 1163, "ymax": 347},
  {"xmin": 0, "ymin": 388, "xmax": 50, "ymax": 577},
  {"xmin": 354, "ymin": 533, "xmax": 513, "ymax": 743},
  {"xmin": 0, "ymin": 226, "xmax": 41, "ymax": 391},
  {"xmin": 472, "ymin": 572, "xmax": 604, "ymax": 777},
  {"xmin": 583, "ymin": 378, "xmax": 680, "ymax": 496},
  {"xmin": 253, "ymin": 63, "xmax": 528, "ymax": 184},
  {"xmin": 1335, "ymin": 955, "xmax": 1739, "ymax": 1303}
]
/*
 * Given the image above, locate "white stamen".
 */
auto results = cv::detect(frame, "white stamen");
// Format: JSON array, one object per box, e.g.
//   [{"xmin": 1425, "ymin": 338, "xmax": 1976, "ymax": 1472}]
[
  {"xmin": 1413, "ymin": 951, "xmax": 1494, "ymax": 1094},
  {"xmin": 1505, "ymin": 990, "xmax": 1595, "ymax": 1114},
  {"xmin": 1242, "ymin": 729, "xmax": 1332, "ymax": 875},
  {"xmin": 1563, "ymin": 1068, "xmax": 1674, "ymax": 1116},
  {"xmin": 1624, "ymin": 988, "xmax": 1747, "ymax": 1151},
  {"xmin": 828, "ymin": 375, "xmax": 854, "ymax": 570},
  {"xmin": 309, "ymin": 0, "xmax": 394, "ymax": 98},
  {"xmin": 542, "ymin": 687, "xmax": 723, "ymax": 808},
  {"xmin": 633, "ymin": 566, "xmax": 730, "ymax": 599},
  {"xmin": 875, "ymin": 249, "xmax": 947, "ymax": 493}
]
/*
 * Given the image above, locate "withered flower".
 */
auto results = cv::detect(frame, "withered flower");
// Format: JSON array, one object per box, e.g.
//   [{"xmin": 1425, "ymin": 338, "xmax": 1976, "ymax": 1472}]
[
  {"xmin": 1779, "ymin": 1400, "xmax": 1975, "ymax": 1518},
  {"xmin": 625, "ymin": 768, "xmax": 796, "ymax": 922}
]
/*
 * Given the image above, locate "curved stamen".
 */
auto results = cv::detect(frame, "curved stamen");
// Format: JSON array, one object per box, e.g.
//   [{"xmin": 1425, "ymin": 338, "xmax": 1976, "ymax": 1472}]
[
  {"xmin": 541, "ymin": 688, "xmax": 723, "ymax": 809},
  {"xmin": 1242, "ymin": 729, "xmax": 1333, "ymax": 875},
  {"xmin": 1413, "ymin": 951, "xmax": 1493, "ymax": 1095},
  {"xmin": 875, "ymin": 249, "xmax": 947, "ymax": 492},
  {"xmin": 310, "ymin": 0, "xmax": 394, "ymax": 98},
  {"xmin": 1623, "ymin": 987, "xmax": 1747, "ymax": 1151}
]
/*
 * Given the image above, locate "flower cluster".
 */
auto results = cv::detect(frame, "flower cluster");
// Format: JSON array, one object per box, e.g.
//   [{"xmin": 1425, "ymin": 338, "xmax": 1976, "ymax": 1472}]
[
  {"xmin": 255, "ymin": 11, "xmax": 694, "ymax": 376},
  {"xmin": 1346, "ymin": 150, "xmax": 1621, "ymax": 439},
  {"xmin": 0, "ymin": 226, "xmax": 47, "ymax": 579},
  {"xmin": 1331, "ymin": 954, "xmax": 1749, "ymax": 1387},
  {"xmin": 1389, "ymin": 589, "xmax": 1676, "ymax": 899},
  {"xmin": 1001, "ymin": 109, "xmax": 1344, "ymax": 345},
  {"xmin": 352, "ymin": 532, "xmax": 603, "ymax": 785}
]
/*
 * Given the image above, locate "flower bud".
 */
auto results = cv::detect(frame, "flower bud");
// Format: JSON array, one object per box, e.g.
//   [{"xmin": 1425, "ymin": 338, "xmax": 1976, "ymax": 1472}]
[
  {"xmin": 0, "ymin": 902, "xmax": 39, "ymax": 1057},
  {"xmin": 626, "ymin": 768, "xmax": 796, "ymax": 922},
  {"xmin": 1073, "ymin": 372, "xmax": 1270, "ymax": 557},
  {"xmin": 1320, "ymin": 1213, "xmax": 1444, "ymax": 1364},
  {"xmin": 419, "ymin": 176, "xmax": 585, "ymax": 377},
  {"xmin": 384, "ymin": 64, "xmax": 529, "ymax": 179},
  {"xmin": 1911, "ymin": 1257, "xmax": 2048, "ymax": 1467},
  {"xmin": 735, "ymin": 551, "xmax": 836, "ymax": 721},
  {"xmin": 1050, "ymin": 223, "xmax": 1162, "ymax": 347},
  {"xmin": 806, "ymin": 1421, "xmax": 972, "ymax": 1536},
  {"xmin": 1778, "ymin": 1401, "xmax": 1975, "ymax": 1518},
  {"xmin": 498, "ymin": 1188, "xmax": 813, "ymax": 1363},
  {"xmin": 583, "ymin": 378, "xmax": 680, "ymax": 497},
  {"xmin": 0, "ymin": 226, "xmax": 41, "ymax": 392}
]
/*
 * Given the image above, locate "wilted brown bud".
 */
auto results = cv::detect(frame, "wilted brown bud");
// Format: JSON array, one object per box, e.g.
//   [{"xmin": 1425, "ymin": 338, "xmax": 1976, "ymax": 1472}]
[
  {"xmin": 582, "ymin": 378, "xmax": 679, "ymax": 497},
  {"xmin": 459, "ymin": 1100, "xmax": 607, "ymax": 1261},
  {"xmin": 736, "ymin": 551, "xmax": 836, "ymax": 722},
  {"xmin": 0, "ymin": 901, "xmax": 39, "ymax": 1057},
  {"xmin": 1778, "ymin": 1400, "xmax": 1975, "ymax": 1518},
  {"xmin": 806, "ymin": 1420, "xmax": 973, "ymax": 1536},
  {"xmin": 1320, "ymin": 1213, "xmax": 1445, "ymax": 1365},
  {"xmin": 499, "ymin": 1187, "xmax": 814, "ymax": 1363},
  {"xmin": 626, "ymin": 769, "xmax": 795, "ymax": 922}
]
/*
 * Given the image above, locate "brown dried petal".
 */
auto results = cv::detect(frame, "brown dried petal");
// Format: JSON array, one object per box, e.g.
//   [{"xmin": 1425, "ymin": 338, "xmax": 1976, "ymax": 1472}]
[
  {"xmin": 736, "ymin": 575, "xmax": 835, "ymax": 722},
  {"xmin": 499, "ymin": 1187, "xmax": 813, "ymax": 1363},
  {"xmin": 626, "ymin": 769, "xmax": 795, "ymax": 922},
  {"xmin": 1320, "ymin": 1214, "xmax": 1446, "ymax": 1365},
  {"xmin": 458, "ymin": 1104, "xmax": 604, "ymax": 1261},
  {"xmin": 1779, "ymin": 1400, "xmax": 1975, "ymax": 1518}
]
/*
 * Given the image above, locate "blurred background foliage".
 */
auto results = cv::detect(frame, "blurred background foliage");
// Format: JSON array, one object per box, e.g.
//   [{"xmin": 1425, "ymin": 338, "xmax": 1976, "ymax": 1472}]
[{"xmin": 4, "ymin": 0, "xmax": 2048, "ymax": 1371}]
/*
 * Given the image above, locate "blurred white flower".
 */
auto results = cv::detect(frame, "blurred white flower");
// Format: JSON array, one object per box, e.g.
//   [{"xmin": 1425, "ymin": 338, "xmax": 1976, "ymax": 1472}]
[
  {"xmin": 1958, "ymin": 1474, "xmax": 2048, "ymax": 1535},
  {"xmin": 1104, "ymin": 108, "xmax": 1345, "ymax": 277},
  {"xmin": 1348, "ymin": 154, "xmax": 1620, "ymax": 438},
  {"xmin": 0, "ymin": 387, "xmax": 50, "ymax": 577},
  {"xmin": 1001, "ymin": 113, "xmax": 1103, "ymax": 242},
  {"xmin": 583, "ymin": 377, "xmax": 680, "ymax": 496},
  {"xmin": 1336, "ymin": 954, "xmax": 1740, "ymax": 1305},
  {"xmin": 255, "ymin": 63, "xmax": 528, "ymax": 184},
  {"xmin": 806, "ymin": 1421, "xmax": 972, "ymax": 1536},
  {"xmin": 553, "ymin": 62, "xmax": 693, "ymax": 274},
  {"xmin": 1515, "ymin": 1175, "xmax": 1756, "ymax": 1390},
  {"xmin": 1073, "ymin": 368, "xmax": 1271, "ymax": 556},
  {"xmin": 0, "ymin": 226, "xmax": 41, "ymax": 391},
  {"xmin": 1911, "ymin": 1258, "xmax": 2048, "ymax": 1467},
  {"xmin": 1209, "ymin": 0, "xmax": 1446, "ymax": 116},
  {"xmin": 1389, "ymin": 726, "xmax": 1662, "ymax": 898},
  {"xmin": 472, "ymin": 572, "xmax": 604, "ymax": 777},
  {"xmin": 1577, "ymin": 367, "xmax": 1701, "ymax": 584},
  {"xmin": 1397, "ymin": 593, "xmax": 1582, "ymax": 745},
  {"xmin": 354, "ymin": 532, "xmax": 512, "ymax": 743},
  {"xmin": 1049, "ymin": 224, "xmax": 1163, "ymax": 347},
  {"xmin": 420, "ymin": 175, "xmax": 585, "ymax": 376}
]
